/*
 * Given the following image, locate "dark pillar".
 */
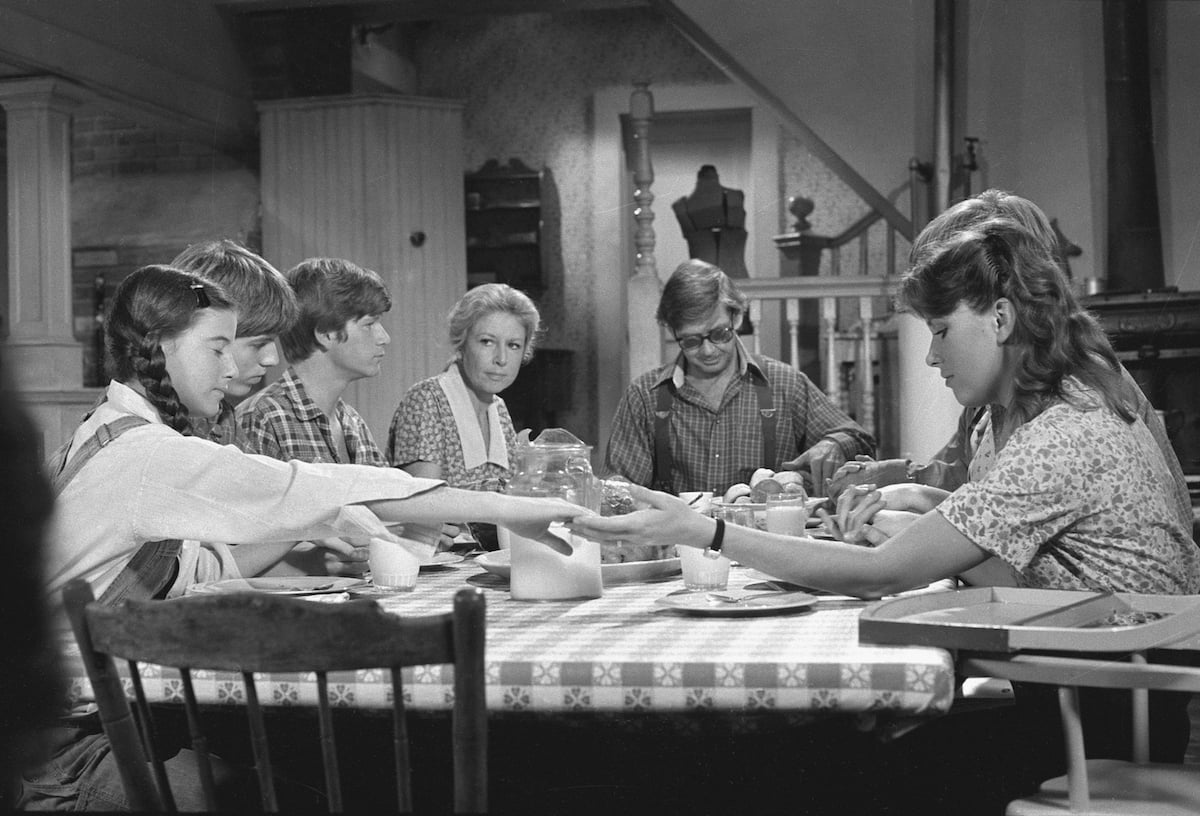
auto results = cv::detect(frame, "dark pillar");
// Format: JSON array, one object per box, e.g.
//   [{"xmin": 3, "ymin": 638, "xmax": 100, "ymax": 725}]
[{"xmin": 1103, "ymin": 0, "xmax": 1163, "ymax": 292}]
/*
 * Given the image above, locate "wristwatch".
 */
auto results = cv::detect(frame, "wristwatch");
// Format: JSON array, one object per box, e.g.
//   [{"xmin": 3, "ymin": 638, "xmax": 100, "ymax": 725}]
[{"xmin": 704, "ymin": 517, "xmax": 726, "ymax": 559}]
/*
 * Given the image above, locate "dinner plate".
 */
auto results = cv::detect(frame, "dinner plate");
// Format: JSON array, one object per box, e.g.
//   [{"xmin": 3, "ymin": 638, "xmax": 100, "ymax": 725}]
[
  {"xmin": 190, "ymin": 576, "xmax": 367, "ymax": 596},
  {"xmin": 602, "ymin": 556, "xmax": 681, "ymax": 585},
  {"xmin": 654, "ymin": 589, "xmax": 818, "ymax": 617},
  {"xmin": 474, "ymin": 550, "xmax": 681, "ymax": 585},
  {"xmin": 420, "ymin": 553, "xmax": 464, "ymax": 570}
]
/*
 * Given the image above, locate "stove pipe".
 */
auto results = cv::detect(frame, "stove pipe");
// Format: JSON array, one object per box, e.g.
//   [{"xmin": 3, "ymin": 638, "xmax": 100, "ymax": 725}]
[{"xmin": 1104, "ymin": 0, "xmax": 1164, "ymax": 292}]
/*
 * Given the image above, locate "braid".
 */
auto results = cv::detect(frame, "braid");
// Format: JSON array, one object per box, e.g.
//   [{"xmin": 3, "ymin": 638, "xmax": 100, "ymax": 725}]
[{"xmin": 132, "ymin": 332, "xmax": 193, "ymax": 435}]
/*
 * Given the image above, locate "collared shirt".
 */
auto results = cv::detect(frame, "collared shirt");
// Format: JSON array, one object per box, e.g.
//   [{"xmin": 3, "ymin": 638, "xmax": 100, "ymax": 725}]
[
  {"xmin": 45, "ymin": 381, "xmax": 442, "ymax": 622},
  {"xmin": 234, "ymin": 367, "xmax": 388, "ymax": 465},
  {"xmin": 605, "ymin": 342, "xmax": 875, "ymax": 494},
  {"xmin": 191, "ymin": 398, "xmax": 238, "ymax": 446},
  {"xmin": 388, "ymin": 364, "xmax": 517, "ymax": 491}
]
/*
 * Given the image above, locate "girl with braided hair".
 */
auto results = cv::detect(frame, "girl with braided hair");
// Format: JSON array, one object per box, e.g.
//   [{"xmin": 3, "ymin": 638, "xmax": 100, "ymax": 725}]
[{"xmin": 104, "ymin": 264, "xmax": 238, "ymax": 434}]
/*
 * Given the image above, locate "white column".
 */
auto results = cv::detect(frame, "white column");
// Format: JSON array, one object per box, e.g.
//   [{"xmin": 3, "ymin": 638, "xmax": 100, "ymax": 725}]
[
  {"xmin": 1, "ymin": 77, "xmax": 87, "ymax": 391},
  {"xmin": 897, "ymin": 313, "xmax": 961, "ymax": 462}
]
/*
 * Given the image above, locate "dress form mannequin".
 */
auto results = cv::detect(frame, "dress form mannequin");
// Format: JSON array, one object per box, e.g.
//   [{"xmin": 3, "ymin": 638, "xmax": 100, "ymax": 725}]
[{"xmin": 672, "ymin": 165, "xmax": 749, "ymax": 278}]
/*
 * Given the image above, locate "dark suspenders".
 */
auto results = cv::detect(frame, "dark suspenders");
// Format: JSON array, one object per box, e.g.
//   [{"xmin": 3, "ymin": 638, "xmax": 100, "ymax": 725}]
[
  {"xmin": 51, "ymin": 416, "xmax": 183, "ymax": 605},
  {"xmin": 651, "ymin": 360, "xmax": 777, "ymax": 493}
]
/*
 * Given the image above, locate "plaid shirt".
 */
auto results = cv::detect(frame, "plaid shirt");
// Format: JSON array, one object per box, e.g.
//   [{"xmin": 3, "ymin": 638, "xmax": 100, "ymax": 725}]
[
  {"xmin": 192, "ymin": 399, "xmax": 238, "ymax": 446},
  {"xmin": 234, "ymin": 367, "xmax": 388, "ymax": 466},
  {"xmin": 604, "ymin": 345, "xmax": 875, "ymax": 494}
]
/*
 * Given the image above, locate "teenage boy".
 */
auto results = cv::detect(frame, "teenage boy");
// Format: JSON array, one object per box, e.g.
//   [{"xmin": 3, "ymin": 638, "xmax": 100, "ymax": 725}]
[
  {"xmin": 235, "ymin": 257, "xmax": 391, "ymax": 464},
  {"xmin": 172, "ymin": 240, "xmax": 298, "ymax": 444}
]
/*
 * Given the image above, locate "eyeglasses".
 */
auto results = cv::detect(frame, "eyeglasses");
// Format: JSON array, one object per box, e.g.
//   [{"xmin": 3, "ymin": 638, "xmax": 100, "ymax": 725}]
[{"xmin": 674, "ymin": 325, "xmax": 735, "ymax": 351}]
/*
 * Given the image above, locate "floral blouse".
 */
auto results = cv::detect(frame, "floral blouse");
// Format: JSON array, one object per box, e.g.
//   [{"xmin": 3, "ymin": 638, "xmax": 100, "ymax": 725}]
[
  {"xmin": 938, "ymin": 382, "xmax": 1200, "ymax": 595},
  {"xmin": 387, "ymin": 369, "xmax": 517, "ymax": 491}
]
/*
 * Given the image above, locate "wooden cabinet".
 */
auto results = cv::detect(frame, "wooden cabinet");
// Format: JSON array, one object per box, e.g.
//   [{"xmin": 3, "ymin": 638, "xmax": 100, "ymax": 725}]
[
  {"xmin": 259, "ymin": 93, "xmax": 465, "ymax": 439},
  {"xmin": 464, "ymin": 159, "xmax": 543, "ymax": 295}
]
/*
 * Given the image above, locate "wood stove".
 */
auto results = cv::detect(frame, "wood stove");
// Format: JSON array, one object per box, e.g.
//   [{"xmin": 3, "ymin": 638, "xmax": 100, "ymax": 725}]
[{"xmin": 1083, "ymin": 288, "xmax": 1200, "ymax": 504}]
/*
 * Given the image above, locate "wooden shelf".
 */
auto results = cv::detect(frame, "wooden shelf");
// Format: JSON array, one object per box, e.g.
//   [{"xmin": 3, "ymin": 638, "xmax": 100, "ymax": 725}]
[{"xmin": 465, "ymin": 158, "xmax": 542, "ymax": 294}]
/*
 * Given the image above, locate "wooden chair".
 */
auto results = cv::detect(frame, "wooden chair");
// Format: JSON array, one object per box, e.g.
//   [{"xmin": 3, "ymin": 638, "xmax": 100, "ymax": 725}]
[
  {"xmin": 64, "ymin": 579, "xmax": 487, "ymax": 813},
  {"xmin": 959, "ymin": 651, "xmax": 1200, "ymax": 815}
]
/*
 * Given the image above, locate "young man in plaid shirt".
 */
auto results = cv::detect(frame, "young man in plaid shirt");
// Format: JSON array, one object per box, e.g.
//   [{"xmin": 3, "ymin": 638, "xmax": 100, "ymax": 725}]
[{"xmin": 235, "ymin": 257, "xmax": 393, "ymax": 576}]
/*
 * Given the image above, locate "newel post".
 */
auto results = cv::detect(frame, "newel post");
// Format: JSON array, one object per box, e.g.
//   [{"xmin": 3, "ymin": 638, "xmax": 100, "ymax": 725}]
[{"xmin": 627, "ymin": 81, "xmax": 662, "ymax": 376}]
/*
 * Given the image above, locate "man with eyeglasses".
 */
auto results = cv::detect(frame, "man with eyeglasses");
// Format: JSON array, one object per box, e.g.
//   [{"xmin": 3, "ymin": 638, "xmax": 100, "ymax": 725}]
[{"xmin": 604, "ymin": 259, "xmax": 875, "ymax": 497}]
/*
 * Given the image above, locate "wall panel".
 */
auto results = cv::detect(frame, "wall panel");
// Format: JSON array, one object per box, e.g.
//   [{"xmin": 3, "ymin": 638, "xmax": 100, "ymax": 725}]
[{"xmin": 260, "ymin": 94, "xmax": 466, "ymax": 442}]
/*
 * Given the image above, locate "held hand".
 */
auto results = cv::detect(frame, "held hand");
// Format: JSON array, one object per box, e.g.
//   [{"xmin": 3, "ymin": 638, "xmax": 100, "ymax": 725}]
[
  {"xmin": 313, "ymin": 537, "xmax": 371, "ymax": 577},
  {"xmin": 780, "ymin": 440, "xmax": 847, "ymax": 498},
  {"xmin": 566, "ymin": 484, "xmax": 707, "ymax": 549},
  {"xmin": 825, "ymin": 456, "xmax": 892, "ymax": 501},
  {"xmin": 438, "ymin": 522, "xmax": 461, "ymax": 551},
  {"xmin": 816, "ymin": 485, "xmax": 885, "ymax": 544},
  {"xmin": 497, "ymin": 496, "xmax": 592, "ymax": 556}
]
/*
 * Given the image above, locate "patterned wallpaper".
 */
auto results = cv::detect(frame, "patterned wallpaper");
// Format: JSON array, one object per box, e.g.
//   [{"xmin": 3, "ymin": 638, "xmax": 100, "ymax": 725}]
[
  {"xmin": 781, "ymin": 135, "xmax": 912, "ymax": 281},
  {"xmin": 415, "ymin": 9, "xmax": 891, "ymax": 448},
  {"xmin": 57, "ymin": 7, "xmax": 892, "ymax": 451},
  {"xmin": 415, "ymin": 9, "xmax": 726, "ymax": 444}
]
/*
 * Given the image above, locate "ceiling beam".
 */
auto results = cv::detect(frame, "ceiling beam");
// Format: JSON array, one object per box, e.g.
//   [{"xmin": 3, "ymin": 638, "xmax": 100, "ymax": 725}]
[
  {"xmin": 215, "ymin": 0, "xmax": 646, "ymax": 22},
  {"xmin": 0, "ymin": 1, "xmax": 256, "ymax": 147}
]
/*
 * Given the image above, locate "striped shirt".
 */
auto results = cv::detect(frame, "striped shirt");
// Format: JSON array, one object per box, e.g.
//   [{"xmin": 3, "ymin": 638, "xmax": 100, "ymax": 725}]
[
  {"xmin": 234, "ymin": 367, "xmax": 387, "ymax": 466},
  {"xmin": 605, "ymin": 347, "xmax": 875, "ymax": 494}
]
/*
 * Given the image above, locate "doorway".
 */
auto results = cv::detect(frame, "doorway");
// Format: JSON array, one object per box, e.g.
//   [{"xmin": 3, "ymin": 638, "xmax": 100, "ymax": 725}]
[
  {"xmin": 638, "ymin": 108, "xmax": 753, "ymax": 360},
  {"xmin": 591, "ymin": 83, "xmax": 781, "ymax": 463}
]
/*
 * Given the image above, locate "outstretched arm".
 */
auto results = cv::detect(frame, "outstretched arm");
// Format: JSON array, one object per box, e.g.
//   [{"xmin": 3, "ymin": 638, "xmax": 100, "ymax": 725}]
[{"xmin": 569, "ymin": 484, "xmax": 988, "ymax": 599}]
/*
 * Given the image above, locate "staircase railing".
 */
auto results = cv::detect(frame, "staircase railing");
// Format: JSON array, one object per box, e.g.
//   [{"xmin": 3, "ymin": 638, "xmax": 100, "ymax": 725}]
[{"xmin": 738, "ymin": 181, "xmax": 913, "ymax": 452}]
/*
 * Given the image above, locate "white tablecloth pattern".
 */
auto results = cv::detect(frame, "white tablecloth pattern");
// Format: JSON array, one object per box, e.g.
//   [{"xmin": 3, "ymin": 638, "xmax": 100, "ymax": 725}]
[{"xmin": 60, "ymin": 559, "xmax": 956, "ymax": 717}]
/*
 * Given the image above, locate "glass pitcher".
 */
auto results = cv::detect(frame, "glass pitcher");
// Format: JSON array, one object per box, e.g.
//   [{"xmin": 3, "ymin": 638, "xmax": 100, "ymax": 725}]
[
  {"xmin": 505, "ymin": 428, "xmax": 600, "ymax": 511},
  {"xmin": 503, "ymin": 429, "xmax": 602, "ymax": 600}
]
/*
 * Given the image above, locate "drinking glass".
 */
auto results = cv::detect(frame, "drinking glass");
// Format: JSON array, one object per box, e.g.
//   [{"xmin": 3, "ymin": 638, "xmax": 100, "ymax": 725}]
[
  {"xmin": 677, "ymin": 545, "xmax": 731, "ymax": 591},
  {"xmin": 765, "ymin": 494, "xmax": 808, "ymax": 536},
  {"xmin": 368, "ymin": 537, "xmax": 421, "ymax": 591}
]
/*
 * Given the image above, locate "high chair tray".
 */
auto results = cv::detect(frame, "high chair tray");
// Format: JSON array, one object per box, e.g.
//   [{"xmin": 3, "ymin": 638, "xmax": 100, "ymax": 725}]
[{"xmin": 858, "ymin": 586, "xmax": 1200, "ymax": 653}]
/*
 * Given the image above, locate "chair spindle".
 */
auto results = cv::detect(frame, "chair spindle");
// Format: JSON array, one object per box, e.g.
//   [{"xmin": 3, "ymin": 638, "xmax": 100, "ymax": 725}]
[
  {"xmin": 242, "ymin": 671, "xmax": 279, "ymax": 812},
  {"xmin": 391, "ymin": 667, "xmax": 413, "ymax": 811},
  {"xmin": 180, "ymin": 668, "xmax": 219, "ymax": 811},
  {"xmin": 316, "ymin": 672, "xmax": 342, "ymax": 811},
  {"xmin": 127, "ymin": 659, "xmax": 177, "ymax": 812}
]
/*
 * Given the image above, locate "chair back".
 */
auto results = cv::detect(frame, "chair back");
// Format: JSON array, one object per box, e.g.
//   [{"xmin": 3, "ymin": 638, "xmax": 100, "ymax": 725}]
[{"xmin": 63, "ymin": 579, "xmax": 487, "ymax": 813}]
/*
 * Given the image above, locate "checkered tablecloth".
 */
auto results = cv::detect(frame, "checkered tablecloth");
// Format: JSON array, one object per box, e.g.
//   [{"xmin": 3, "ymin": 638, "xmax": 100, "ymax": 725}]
[{"xmin": 61, "ymin": 559, "xmax": 956, "ymax": 717}]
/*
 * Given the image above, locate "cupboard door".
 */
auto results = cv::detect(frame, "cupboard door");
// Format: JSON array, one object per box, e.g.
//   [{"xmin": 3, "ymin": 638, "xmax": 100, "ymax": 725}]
[{"xmin": 260, "ymin": 94, "xmax": 466, "ymax": 442}]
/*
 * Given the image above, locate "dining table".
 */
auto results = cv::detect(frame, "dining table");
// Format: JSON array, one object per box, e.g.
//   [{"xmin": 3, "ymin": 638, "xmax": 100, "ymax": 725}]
[
  {"xmin": 54, "ymin": 551, "xmax": 965, "ymax": 812},
  {"xmin": 58, "ymin": 553, "xmax": 958, "ymax": 722}
]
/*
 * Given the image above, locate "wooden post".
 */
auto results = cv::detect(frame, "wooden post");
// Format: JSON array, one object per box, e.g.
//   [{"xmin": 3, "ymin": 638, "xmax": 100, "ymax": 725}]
[{"xmin": 627, "ymin": 82, "xmax": 663, "ymax": 377}]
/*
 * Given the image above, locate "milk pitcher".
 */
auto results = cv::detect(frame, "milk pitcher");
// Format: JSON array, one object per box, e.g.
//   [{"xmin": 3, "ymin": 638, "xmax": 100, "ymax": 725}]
[{"xmin": 503, "ymin": 429, "xmax": 602, "ymax": 600}]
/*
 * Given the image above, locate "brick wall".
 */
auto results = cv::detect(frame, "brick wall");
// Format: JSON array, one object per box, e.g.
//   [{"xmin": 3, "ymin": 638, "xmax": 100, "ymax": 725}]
[
  {"xmin": 71, "ymin": 114, "xmax": 256, "ymax": 179},
  {"xmin": 67, "ymin": 114, "xmax": 261, "ymax": 385}
]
